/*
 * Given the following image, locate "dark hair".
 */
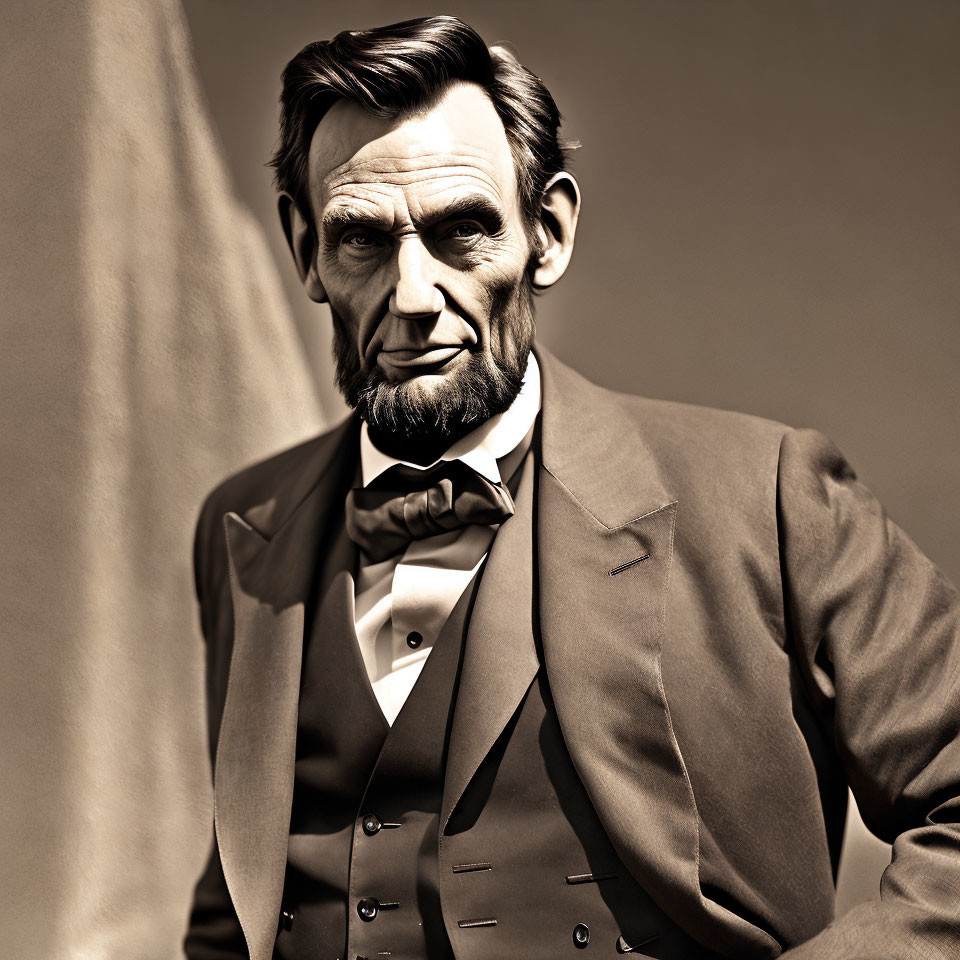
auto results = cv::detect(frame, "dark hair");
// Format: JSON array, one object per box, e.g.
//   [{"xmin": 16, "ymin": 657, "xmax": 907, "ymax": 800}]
[{"xmin": 270, "ymin": 16, "xmax": 572, "ymax": 229}]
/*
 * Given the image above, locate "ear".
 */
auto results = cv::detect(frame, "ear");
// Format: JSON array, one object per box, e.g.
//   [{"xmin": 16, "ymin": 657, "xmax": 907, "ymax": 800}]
[
  {"xmin": 531, "ymin": 172, "xmax": 580, "ymax": 290},
  {"xmin": 278, "ymin": 191, "xmax": 327, "ymax": 303}
]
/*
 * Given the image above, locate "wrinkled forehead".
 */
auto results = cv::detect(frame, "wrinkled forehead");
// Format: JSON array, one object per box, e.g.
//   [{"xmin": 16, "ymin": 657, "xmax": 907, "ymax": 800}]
[{"xmin": 306, "ymin": 81, "xmax": 519, "ymax": 214}]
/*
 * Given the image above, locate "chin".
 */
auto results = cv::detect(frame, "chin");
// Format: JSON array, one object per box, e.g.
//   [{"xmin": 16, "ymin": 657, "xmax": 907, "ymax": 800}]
[
  {"xmin": 354, "ymin": 349, "xmax": 525, "ymax": 447},
  {"xmin": 398, "ymin": 371, "xmax": 455, "ymax": 396}
]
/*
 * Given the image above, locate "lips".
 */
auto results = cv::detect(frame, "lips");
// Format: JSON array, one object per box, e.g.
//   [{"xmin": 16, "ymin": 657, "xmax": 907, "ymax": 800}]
[{"xmin": 378, "ymin": 345, "xmax": 465, "ymax": 373}]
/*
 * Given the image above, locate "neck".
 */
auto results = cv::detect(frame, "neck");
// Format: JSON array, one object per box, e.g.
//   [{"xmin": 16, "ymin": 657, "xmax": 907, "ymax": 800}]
[{"xmin": 365, "ymin": 424, "xmax": 472, "ymax": 466}]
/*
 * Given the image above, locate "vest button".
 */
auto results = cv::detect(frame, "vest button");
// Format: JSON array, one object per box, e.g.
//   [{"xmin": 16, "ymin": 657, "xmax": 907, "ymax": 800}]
[
  {"xmin": 361, "ymin": 814, "xmax": 382, "ymax": 836},
  {"xmin": 573, "ymin": 922, "xmax": 590, "ymax": 948},
  {"xmin": 357, "ymin": 897, "xmax": 379, "ymax": 922},
  {"xmin": 406, "ymin": 631, "xmax": 423, "ymax": 648}
]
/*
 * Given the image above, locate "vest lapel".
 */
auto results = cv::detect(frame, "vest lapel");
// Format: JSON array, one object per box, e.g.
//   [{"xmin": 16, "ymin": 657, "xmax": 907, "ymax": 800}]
[
  {"xmin": 535, "ymin": 349, "xmax": 780, "ymax": 958},
  {"xmin": 441, "ymin": 449, "xmax": 539, "ymax": 828},
  {"xmin": 216, "ymin": 418, "xmax": 359, "ymax": 960}
]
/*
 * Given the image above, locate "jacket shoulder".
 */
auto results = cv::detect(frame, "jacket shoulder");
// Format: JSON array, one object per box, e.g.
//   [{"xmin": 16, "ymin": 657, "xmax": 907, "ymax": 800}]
[
  {"xmin": 196, "ymin": 413, "xmax": 356, "ymax": 541},
  {"xmin": 539, "ymin": 350, "xmax": 796, "ymax": 528},
  {"xmin": 192, "ymin": 413, "xmax": 356, "ymax": 621},
  {"xmin": 616, "ymin": 391, "xmax": 789, "ymax": 461},
  {"xmin": 539, "ymin": 348, "xmax": 790, "ymax": 479}
]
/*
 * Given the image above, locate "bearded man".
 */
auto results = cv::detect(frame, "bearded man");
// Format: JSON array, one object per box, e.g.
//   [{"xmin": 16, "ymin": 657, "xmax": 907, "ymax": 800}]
[{"xmin": 184, "ymin": 16, "xmax": 960, "ymax": 960}]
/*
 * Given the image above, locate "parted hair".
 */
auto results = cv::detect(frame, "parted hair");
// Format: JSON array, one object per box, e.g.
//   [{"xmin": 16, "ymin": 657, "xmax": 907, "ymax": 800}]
[{"xmin": 270, "ymin": 15, "xmax": 572, "ymax": 229}]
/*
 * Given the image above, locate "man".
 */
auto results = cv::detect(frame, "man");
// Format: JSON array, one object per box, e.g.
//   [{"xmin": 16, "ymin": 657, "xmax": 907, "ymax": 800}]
[{"xmin": 184, "ymin": 15, "xmax": 960, "ymax": 960}]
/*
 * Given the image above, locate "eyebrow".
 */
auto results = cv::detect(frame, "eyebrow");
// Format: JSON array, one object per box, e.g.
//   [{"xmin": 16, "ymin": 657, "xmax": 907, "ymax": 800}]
[
  {"xmin": 422, "ymin": 195, "xmax": 506, "ymax": 232},
  {"xmin": 321, "ymin": 194, "xmax": 505, "ymax": 238},
  {"xmin": 321, "ymin": 206, "xmax": 384, "ymax": 234}
]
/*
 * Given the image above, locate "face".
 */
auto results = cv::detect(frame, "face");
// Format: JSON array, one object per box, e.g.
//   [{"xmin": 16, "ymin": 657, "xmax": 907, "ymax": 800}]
[{"xmin": 306, "ymin": 82, "xmax": 536, "ymax": 452}]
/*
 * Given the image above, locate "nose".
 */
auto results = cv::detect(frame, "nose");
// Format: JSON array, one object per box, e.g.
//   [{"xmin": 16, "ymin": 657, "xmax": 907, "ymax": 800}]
[{"xmin": 388, "ymin": 237, "xmax": 445, "ymax": 319}]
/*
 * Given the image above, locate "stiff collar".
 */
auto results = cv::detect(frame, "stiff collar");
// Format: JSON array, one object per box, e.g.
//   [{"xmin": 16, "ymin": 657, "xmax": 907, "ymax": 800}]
[{"xmin": 359, "ymin": 352, "xmax": 541, "ymax": 487}]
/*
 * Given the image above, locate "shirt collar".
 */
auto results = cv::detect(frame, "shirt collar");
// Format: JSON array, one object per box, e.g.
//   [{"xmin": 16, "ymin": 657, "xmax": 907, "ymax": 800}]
[{"xmin": 360, "ymin": 352, "xmax": 541, "ymax": 487}]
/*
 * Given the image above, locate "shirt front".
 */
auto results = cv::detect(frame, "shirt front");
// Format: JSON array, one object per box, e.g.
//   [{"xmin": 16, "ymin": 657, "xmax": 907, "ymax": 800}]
[{"xmin": 353, "ymin": 353, "xmax": 541, "ymax": 725}]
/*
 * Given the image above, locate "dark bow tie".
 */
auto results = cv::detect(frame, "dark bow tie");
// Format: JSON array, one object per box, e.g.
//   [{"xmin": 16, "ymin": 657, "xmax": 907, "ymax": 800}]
[{"xmin": 345, "ymin": 459, "xmax": 516, "ymax": 563}]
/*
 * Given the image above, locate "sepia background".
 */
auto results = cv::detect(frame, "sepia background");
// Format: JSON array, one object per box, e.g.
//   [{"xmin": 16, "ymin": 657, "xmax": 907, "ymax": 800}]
[{"xmin": 1, "ymin": 0, "xmax": 957, "ymax": 957}]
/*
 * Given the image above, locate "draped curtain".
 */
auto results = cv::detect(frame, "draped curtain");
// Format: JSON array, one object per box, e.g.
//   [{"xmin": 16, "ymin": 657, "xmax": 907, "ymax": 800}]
[{"xmin": 0, "ymin": 1, "xmax": 324, "ymax": 956}]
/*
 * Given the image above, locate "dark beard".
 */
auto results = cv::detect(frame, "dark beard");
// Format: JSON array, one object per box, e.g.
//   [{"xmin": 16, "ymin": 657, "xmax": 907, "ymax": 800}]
[{"xmin": 332, "ymin": 277, "xmax": 535, "ymax": 461}]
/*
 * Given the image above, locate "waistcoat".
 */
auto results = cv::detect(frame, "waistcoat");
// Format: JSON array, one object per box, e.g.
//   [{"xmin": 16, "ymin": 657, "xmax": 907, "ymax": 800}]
[{"xmin": 275, "ymin": 520, "xmax": 472, "ymax": 960}]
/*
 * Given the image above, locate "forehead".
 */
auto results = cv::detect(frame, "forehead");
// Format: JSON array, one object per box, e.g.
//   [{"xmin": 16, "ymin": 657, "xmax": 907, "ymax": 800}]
[{"xmin": 307, "ymin": 82, "xmax": 519, "ymax": 217}]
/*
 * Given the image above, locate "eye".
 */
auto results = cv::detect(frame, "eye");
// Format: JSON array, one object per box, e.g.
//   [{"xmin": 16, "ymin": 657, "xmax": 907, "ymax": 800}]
[
  {"xmin": 341, "ymin": 230, "xmax": 382, "ymax": 249},
  {"xmin": 444, "ymin": 221, "xmax": 485, "ymax": 242}
]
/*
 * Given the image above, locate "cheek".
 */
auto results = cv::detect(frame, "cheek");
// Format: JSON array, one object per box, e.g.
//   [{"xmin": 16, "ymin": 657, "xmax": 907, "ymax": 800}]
[
  {"xmin": 471, "ymin": 267, "xmax": 531, "ymax": 343},
  {"xmin": 327, "ymin": 298, "xmax": 366, "ymax": 360},
  {"xmin": 323, "ymin": 272, "xmax": 384, "ymax": 349},
  {"xmin": 452, "ymin": 253, "xmax": 529, "ymax": 332}
]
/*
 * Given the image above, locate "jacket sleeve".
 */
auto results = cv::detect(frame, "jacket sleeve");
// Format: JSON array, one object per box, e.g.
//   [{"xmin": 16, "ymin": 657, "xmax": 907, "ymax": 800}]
[
  {"xmin": 777, "ymin": 427, "xmax": 960, "ymax": 959},
  {"xmin": 183, "ymin": 495, "xmax": 249, "ymax": 960}
]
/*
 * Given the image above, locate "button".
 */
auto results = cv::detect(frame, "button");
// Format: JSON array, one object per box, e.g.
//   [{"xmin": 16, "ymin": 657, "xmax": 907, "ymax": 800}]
[
  {"xmin": 406, "ymin": 631, "xmax": 423, "ymax": 649},
  {"xmin": 573, "ymin": 922, "xmax": 590, "ymax": 948},
  {"xmin": 361, "ymin": 814, "xmax": 381, "ymax": 836},
  {"xmin": 357, "ymin": 897, "xmax": 379, "ymax": 922}
]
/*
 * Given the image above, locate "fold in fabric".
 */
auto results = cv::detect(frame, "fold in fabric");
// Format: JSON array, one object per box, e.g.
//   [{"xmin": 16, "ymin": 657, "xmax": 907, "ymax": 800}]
[{"xmin": 0, "ymin": 1, "xmax": 322, "ymax": 957}]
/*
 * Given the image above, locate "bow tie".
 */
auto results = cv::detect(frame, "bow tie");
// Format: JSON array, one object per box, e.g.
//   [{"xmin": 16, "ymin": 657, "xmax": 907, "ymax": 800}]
[{"xmin": 345, "ymin": 459, "xmax": 516, "ymax": 563}]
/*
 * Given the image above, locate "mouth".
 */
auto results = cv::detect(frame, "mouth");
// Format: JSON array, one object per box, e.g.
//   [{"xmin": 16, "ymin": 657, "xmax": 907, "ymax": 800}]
[{"xmin": 378, "ymin": 345, "xmax": 466, "ymax": 375}]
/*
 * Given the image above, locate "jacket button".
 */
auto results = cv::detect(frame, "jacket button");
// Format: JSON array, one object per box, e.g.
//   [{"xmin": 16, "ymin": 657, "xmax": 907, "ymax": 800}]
[
  {"xmin": 362, "ymin": 814, "xmax": 381, "ymax": 836},
  {"xmin": 357, "ymin": 897, "xmax": 379, "ymax": 922},
  {"xmin": 573, "ymin": 923, "xmax": 590, "ymax": 948},
  {"xmin": 406, "ymin": 631, "xmax": 423, "ymax": 649}
]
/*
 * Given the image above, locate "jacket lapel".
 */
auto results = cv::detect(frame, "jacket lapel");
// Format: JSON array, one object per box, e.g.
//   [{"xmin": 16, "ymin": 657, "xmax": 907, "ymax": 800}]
[
  {"xmin": 535, "ymin": 350, "xmax": 779, "ymax": 958},
  {"xmin": 215, "ymin": 417, "xmax": 359, "ymax": 960},
  {"xmin": 441, "ymin": 447, "xmax": 539, "ymax": 829}
]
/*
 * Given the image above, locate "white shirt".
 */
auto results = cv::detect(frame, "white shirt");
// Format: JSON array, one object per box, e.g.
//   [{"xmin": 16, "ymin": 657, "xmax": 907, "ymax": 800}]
[{"xmin": 353, "ymin": 353, "xmax": 541, "ymax": 725}]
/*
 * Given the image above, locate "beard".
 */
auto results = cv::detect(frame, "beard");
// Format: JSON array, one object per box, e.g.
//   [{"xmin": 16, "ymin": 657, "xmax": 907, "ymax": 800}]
[{"xmin": 331, "ymin": 275, "xmax": 536, "ymax": 454}]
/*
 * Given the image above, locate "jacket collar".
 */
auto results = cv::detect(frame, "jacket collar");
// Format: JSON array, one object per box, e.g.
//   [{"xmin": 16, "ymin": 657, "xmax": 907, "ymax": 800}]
[{"xmin": 536, "ymin": 345, "xmax": 672, "ymax": 525}]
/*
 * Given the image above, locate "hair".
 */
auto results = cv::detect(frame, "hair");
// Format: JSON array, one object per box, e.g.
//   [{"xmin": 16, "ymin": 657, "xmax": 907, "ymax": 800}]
[{"xmin": 269, "ymin": 15, "xmax": 574, "ymax": 230}]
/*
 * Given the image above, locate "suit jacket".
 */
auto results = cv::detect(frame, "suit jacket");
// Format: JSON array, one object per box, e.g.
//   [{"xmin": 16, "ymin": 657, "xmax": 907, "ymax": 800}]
[{"xmin": 185, "ymin": 347, "xmax": 960, "ymax": 960}]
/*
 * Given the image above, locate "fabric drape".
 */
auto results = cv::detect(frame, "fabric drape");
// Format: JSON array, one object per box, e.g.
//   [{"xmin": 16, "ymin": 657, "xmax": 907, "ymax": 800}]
[{"xmin": 0, "ymin": 1, "xmax": 323, "ymax": 957}]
